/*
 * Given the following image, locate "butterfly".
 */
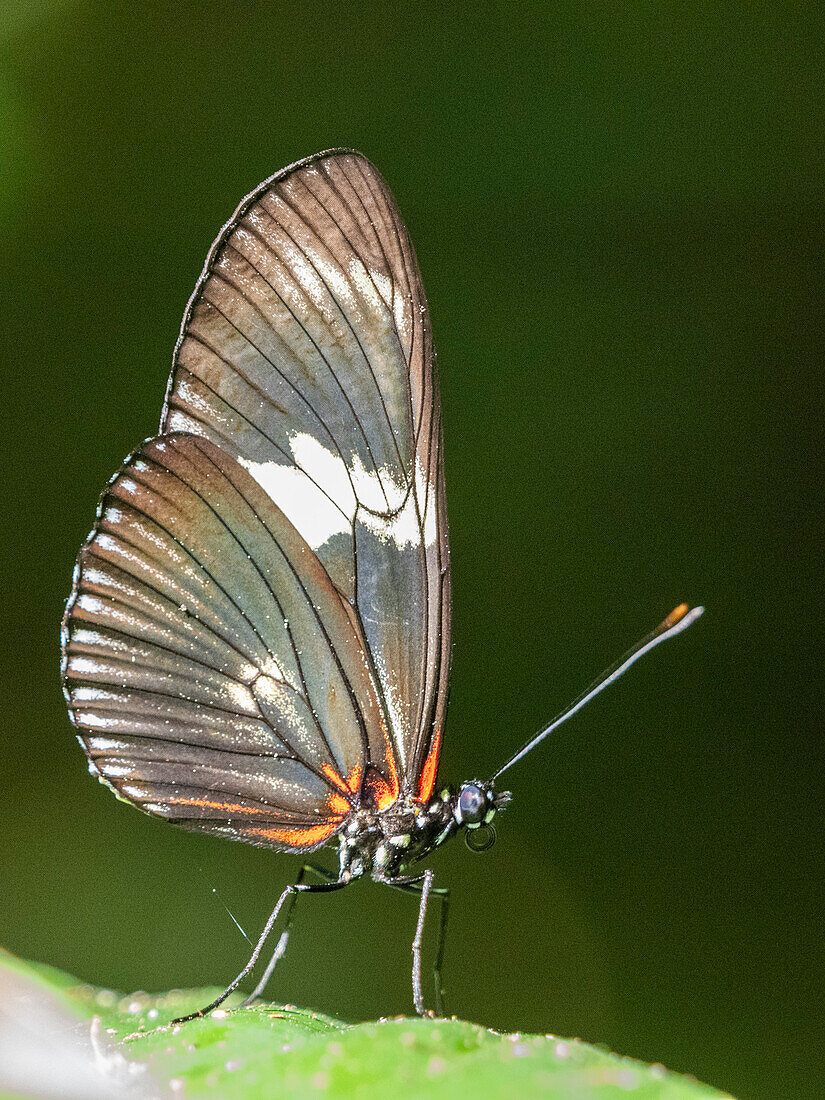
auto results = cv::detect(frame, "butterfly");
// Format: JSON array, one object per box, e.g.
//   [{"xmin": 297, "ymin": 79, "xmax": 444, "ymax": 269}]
[{"xmin": 61, "ymin": 149, "xmax": 703, "ymax": 1020}]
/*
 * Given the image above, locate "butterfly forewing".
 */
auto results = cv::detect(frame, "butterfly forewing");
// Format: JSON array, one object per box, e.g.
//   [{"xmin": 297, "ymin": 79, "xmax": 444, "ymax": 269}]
[
  {"xmin": 161, "ymin": 149, "xmax": 450, "ymax": 794},
  {"xmin": 63, "ymin": 151, "xmax": 451, "ymax": 846}
]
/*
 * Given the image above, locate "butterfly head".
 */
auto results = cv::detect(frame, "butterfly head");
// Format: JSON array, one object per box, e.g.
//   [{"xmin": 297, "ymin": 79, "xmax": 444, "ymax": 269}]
[{"xmin": 453, "ymin": 780, "xmax": 511, "ymax": 852}]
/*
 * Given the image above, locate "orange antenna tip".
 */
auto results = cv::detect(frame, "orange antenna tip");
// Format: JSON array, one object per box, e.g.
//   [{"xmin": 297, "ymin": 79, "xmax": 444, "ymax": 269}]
[
  {"xmin": 493, "ymin": 601, "xmax": 705, "ymax": 780},
  {"xmin": 663, "ymin": 603, "xmax": 690, "ymax": 629}
]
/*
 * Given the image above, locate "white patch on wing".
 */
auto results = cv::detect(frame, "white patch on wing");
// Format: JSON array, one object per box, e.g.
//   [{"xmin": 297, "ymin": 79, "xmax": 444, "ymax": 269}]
[
  {"xmin": 70, "ymin": 603, "xmax": 106, "ymax": 627},
  {"xmin": 358, "ymin": 489, "xmax": 422, "ymax": 550},
  {"xmin": 394, "ymin": 296, "xmax": 413, "ymax": 358},
  {"xmin": 67, "ymin": 657, "xmax": 112, "ymax": 684},
  {"xmin": 267, "ymin": 199, "xmax": 361, "ymax": 323},
  {"xmin": 356, "ymin": 257, "xmax": 413, "ymax": 359},
  {"xmin": 346, "ymin": 257, "xmax": 386, "ymax": 320},
  {"xmin": 279, "ymin": 182, "xmax": 361, "ymax": 308},
  {"xmin": 224, "ymin": 680, "xmax": 256, "ymax": 712},
  {"xmin": 98, "ymin": 762, "xmax": 132, "ymax": 778},
  {"xmin": 315, "ymin": 251, "xmax": 361, "ymax": 321},
  {"xmin": 122, "ymin": 784, "xmax": 148, "ymax": 799},
  {"xmin": 97, "ymin": 525, "xmax": 179, "ymax": 582},
  {"xmin": 254, "ymin": 654, "xmax": 285, "ymax": 683},
  {"xmin": 86, "ymin": 736, "xmax": 129, "ymax": 752},
  {"xmin": 272, "ymin": 232, "xmax": 332, "ymax": 315},
  {"xmin": 165, "ymin": 410, "xmax": 201, "ymax": 435},
  {"xmin": 238, "ymin": 456, "xmax": 351, "ymax": 550},
  {"xmin": 73, "ymin": 710, "xmax": 110, "ymax": 728},
  {"xmin": 415, "ymin": 456, "xmax": 439, "ymax": 548},
  {"xmin": 82, "ymin": 563, "xmax": 122, "ymax": 589},
  {"xmin": 254, "ymin": 655, "xmax": 301, "ymax": 697},
  {"xmin": 72, "ymin": 686, "xmax": 115, "ymax": 703},
  {"xmin": 83, "ymin": 561, "xmax": 175, "ymax": 617},
  {"xmin": 350, "ymin": 453, "xmax": 407, "ymax": 513},
  {"xmin": 369, "ymin": 268, "xmax": 393, "ymax": 310},
  {"xmin": 289, "ymin": 431, "xmax": 411, "ymax": 518},
  {"xmin": 175, "ymin": 376, "xmax": 217, "ymax": 419},
  {"xmin": 288, "ymin": 433, "xmax": 357, "ymax": 517},
  {"xmin": 70, "ymin": 627, "xmax": 104, "ymax": 648},
  {"xmin": 254, "ymin": 673, "xmax": 306, "ymax": 720}
]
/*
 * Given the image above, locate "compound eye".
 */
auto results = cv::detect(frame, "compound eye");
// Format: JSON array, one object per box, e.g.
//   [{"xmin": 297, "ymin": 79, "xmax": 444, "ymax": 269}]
[{"xmin": 457, "ymin": 784, "xmax": 486, "ymax": 824}]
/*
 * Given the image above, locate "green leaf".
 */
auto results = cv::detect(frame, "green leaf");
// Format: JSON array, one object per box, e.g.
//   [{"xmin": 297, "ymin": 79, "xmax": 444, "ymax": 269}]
[{"xmin": 0, "ymin": 953, "xmax": 732, "ymax": 1099}]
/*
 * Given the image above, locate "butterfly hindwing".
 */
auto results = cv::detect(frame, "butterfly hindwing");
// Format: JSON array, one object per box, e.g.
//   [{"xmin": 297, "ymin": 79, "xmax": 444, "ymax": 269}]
[{"xmin": 62, "ymin": 432, "xmax": 390, "ymax": 850}]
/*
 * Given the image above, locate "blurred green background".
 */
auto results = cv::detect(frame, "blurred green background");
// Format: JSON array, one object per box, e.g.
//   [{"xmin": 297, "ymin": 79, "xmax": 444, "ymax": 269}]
[{"xmin": 1, "ymin": 4, "xmax": 821, "ymax": 1098}]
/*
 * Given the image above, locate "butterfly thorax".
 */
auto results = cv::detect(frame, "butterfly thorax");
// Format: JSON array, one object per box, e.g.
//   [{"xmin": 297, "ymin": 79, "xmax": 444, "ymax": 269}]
[
  {"xmin": 338, "ymin": 791, "xmax": 457, "ymax": 882},
  {"xmin": 338, "ymin": 781, "xmax": 510, "ymax": 882}
]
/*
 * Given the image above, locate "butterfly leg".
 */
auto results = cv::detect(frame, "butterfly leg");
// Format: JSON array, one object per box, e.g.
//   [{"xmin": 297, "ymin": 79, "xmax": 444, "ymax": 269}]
[
  {"xmin": 242, "ymin": 863, "xmax": 339, "ymax": 1006},
  {"xmin": 171, "ymin": 871, "xmax": 348, "ymax": 1025},
  {"xmin": 386, "ymin": 870, "xmax": 450, "ymax": 1017},
  {"xmin": 431, "ymin": 883, "xmax": 450, "ymax": 1017}
]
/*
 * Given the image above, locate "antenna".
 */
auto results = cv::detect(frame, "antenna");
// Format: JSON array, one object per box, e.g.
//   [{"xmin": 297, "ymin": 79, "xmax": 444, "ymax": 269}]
[{"xmin": 492, "ymin": 604, "xmax": 704, "ymax": 782}]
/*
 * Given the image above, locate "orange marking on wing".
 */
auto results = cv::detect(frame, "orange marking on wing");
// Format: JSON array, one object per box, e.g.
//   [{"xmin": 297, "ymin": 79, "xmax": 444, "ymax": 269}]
[
  {"xmin": 416, "ymin": 727, "xmax": 442, "ymax": 803},
  {"xmin": 247, "ymin": 821, "xmax": 339, "ymax": 847},
  {"xmin": 363, "ymin": 763, "xmax": 399, "ymax": 812},
  {"xmin": 327, "ymin": 791, "xmax": 351, "ymax": 815},
  {"xmin": 360, "ymin": 715, "xmax": 401, "ymax": 812},
  {"xmin": 321, "ymin": 762, "xmax": 350, "ymax": 795},
  {"xmin": 381, "ymin": 725, "xmax": 400, "ymax": 807},
  {"xmin": 173, "ymin": 797, "xmax": 276, "ymax": 816},
  {"xmin": 321, "ymin": 762, "xmax": 361, "ymax": 812},
  {"xmin": 346, "ymin": 764, "xmax": 363, "ymax": 795},
  {"xmin": 373, "ymin": 775, "xmax": 396, "ymax": 811}
]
